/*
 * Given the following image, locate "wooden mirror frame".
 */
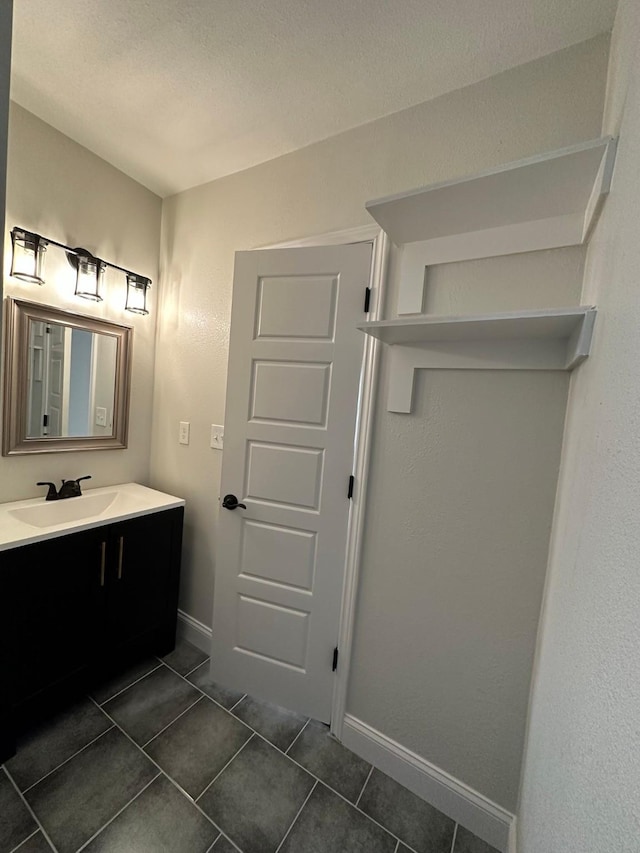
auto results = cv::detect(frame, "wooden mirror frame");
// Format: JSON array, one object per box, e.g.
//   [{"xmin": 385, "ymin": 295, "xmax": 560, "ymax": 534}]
[{"xmin": 2, "ymin": 298, "xmax": 132, "ymax": 455}]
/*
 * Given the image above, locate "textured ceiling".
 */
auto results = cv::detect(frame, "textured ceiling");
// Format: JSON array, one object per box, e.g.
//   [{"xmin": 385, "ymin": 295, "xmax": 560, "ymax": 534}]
[{"xmin": 10, "ymin": 0, "xmax": 616, "ymax": 197}]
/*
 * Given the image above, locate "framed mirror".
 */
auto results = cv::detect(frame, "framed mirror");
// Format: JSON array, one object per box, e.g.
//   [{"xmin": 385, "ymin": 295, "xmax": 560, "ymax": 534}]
[{"xmin": 2, "ymin": 298, "xmax": 132, "ymax": 455}]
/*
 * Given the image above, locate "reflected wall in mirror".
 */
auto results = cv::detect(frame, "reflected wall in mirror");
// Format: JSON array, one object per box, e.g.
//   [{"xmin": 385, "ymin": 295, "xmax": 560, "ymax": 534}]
[{"xmin": 3, "ymin": 299, "xmax": 132, "ymax": 455}]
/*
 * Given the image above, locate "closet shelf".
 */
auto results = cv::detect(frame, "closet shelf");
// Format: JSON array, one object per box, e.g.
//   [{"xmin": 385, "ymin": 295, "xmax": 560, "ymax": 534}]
[
  {"xmin": 365, "ymin": 137, "xmax": 617, "ymax": 248},
  {"xmin": 358, "ymin": 306, "xmax": 594, "ymax": 349},
  {"xmin": 358, "ymin": 307, "xmax": 597, "ymax": 413}
]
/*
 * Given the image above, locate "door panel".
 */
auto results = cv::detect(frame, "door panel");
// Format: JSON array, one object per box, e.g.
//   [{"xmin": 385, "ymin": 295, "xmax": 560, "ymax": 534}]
[
  {"xmin": 236, "ymin": 595, "xmax": 309, "ymax": 669},
  {"xmin": 239, "ymin": 519, "xmax": 316, "ymax": 590},
  {"xmin": 255, "ymin": 275, "xmax": 337, "ymax": 339},
  {"xmin": 211, "ymin": 243, "xmax": 372, "ymax": 722},
  {"xmin": 245, "ymin": 442, "xmax": 324, "ymax": 509},
  {"xmin": 250, "ymin": 360, "xmax": 331, "ymax": 426}
]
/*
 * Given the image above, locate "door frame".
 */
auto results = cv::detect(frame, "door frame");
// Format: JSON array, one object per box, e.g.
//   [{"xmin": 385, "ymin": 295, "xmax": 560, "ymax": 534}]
[{"xmin": 261, "ymin": 224, "xmax": 389, "ymax": 738}]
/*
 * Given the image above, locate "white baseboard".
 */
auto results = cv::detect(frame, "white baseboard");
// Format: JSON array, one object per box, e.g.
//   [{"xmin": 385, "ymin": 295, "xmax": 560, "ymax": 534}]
[
  {"xmin": 508, "ymin": 816, "xmax": 517, "ymax": 853},
  {"xmin": 176, "ymin": 609, "xmax": 212, "ymax": 655},
  {"xmin": 342, "ymin": 715, "xmax": 514, "ymax": 853}
]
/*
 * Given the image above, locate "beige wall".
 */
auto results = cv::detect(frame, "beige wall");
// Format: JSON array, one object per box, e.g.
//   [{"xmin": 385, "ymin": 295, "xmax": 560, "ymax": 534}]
[
  {"xmin": 0, "ymin": 2, "xmax": 11, "ymax": 316},
  {"xmin": 348, "ymin": 250, "xmax": 581, "ymax": 812},
  {"xmin": 518, "ymin": 1, "xmax": 640, "ymax": 849},
  {"xmin": 1, "ymin": 103, "xmax": 161, "ymax": 502},
  {"xmin": 152, "ymin": 35, "xmax": 609, "ymax": 812}
]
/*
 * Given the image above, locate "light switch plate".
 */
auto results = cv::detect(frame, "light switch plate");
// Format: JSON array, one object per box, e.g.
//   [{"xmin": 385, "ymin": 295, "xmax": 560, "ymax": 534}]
[
  {"xmin": 210, "ymin": 424, "xmax": 224, "ymax": 450},
  {"xmin": 179, "ymin": 421, "xmax": 190, "ymax": 445},
  {"xmin": 95, "ymin": 406, "xmax": 107, "ymax": 427}
]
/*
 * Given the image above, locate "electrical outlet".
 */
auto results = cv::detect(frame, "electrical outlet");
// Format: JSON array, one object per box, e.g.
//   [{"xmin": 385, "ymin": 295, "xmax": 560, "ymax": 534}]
[
  {"xmin": 179, "ymin": 421, "xmax": 190, "ymax": 445},
  {"xmin": 95, "ymin": 406, "xmax": 107, "ymax": 427},
  {"xmin": 210, "ymin": 424, "xmax": 224, "ymax": 450}
]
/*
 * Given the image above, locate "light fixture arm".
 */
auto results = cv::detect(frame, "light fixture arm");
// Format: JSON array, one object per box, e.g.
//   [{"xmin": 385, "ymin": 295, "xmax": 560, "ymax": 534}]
[{"xmin": 18, "ymin": 230, "xmax": 148, "ymax": 282}]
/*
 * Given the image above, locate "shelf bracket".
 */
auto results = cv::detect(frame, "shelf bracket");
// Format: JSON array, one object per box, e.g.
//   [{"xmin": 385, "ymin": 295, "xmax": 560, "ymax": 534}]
[
  {"xmin": 387, "ymin": 339, "xmax": 571, "ymax": 413},
  {"xmin": 385, "ymin": 312, "xmax": 596, "ymax": 413}
]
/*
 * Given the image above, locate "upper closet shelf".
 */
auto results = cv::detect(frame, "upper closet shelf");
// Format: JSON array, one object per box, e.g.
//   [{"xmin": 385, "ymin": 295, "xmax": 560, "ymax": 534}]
[
  {"xmin": 366, "ymin": 136, "xmax": 617, "ymax": 315},
  {"xmin": 365, "ymin": 137, "xmax": 617, "ymax": 249},
  {"xmin": 358, "ymin": 307, "xmax": 596, "ymax": 413},
  {"xmin": 358, "ymin": 306, "xmax": 594, "ymax": 349}
]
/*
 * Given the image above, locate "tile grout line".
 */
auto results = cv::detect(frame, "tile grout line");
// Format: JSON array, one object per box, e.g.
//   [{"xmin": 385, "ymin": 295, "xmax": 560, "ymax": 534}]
[
  {"xmin": 394, "ymin": 842, "xmax": 400, "ymax": 853},
  {"xmin": 355, "ymin": 764, "xmax": 374, "ymax": 807},
  {"xmin": 204, "ymin": 833, "xmax": 222, "ymax": 853},
  {"xmin": 21, "ymin": 725, "xmax": 115, "ymax": 795},
  {"xmin": 87, "ymin": 695, "xmax": 237, "ymax": 844},
  {"xmin": 141, "ymin": 695, "xmax": 205, "ymax": 748},
  {"xmin": 95, "ymin": 662, "xmax": 164, "ymax": 706},
  {"xmin": 284, "ymin": 717, "xmax": 310, "ymax": 754},
  {"xmin": 161, "ymin": 654, "xmax": 246, "ymax": 718},
  {"xmin": 274, "ymin": 779, "xmax": 318, "ymax": 853},
  {"xmin": 171, "ymin": 671, "xmax": 238, "ymax": 714},
  {"xmin": 163, "ymin": 657, "xmax": 419, "ymax": 852},
  {"xmin": 182, "ymin": 658, "xmax": 212, "ymax": 679},
  {"xmin": 195, "ymin": 734, "xmax": 255, "ymax": 804},
  {"xmin": 3, "ymin": 765, "xmax": 59, "ymax": 853},
  {"xmin": 211, "ymin": 830, "xmax": 245, "ymax": 852},
  {"xmin": 450, "ymin": 823, "xmax": 459, "ymax": 853},
  {"xmin": 239, "ymin": 724, "xmax": 414, "ymax": 852},
  {"xmin": 8, "ymin": 828, "xmax": 40, "ymax": 853},
  {"xmin": 161, "ymin": 658, "xmax": 207, "ymax": 681},
  {"xmin": 124, "ymin": 645, "xmax": 423, "ymax": 853},
  {"xmin": 228, "ymin": 694, "xmax": 247, "ymax": 712},
  {"xmin": 212, "ymin": 830, "xmax": 248, "ymax": 853},
  {"xmin": 74, "ymin": 772, "xmax": 162, "ymax": 853}
]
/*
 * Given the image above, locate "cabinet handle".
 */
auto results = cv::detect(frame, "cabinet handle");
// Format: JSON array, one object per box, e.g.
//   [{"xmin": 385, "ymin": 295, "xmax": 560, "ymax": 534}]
[
  {"xmin": 100, "ymin": 541, "xmax": 106, "ymax": 587},
  {"xmin": 117, "ymin": 536, "xmax": 125, "ymax": 580}
]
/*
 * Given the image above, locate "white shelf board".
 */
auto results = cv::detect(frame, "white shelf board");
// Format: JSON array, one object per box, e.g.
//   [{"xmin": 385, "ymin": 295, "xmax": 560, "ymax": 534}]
[
  {"xmin": 358, "ymin": 307, "xmax": 593, "ymax": 345},
  {"xmin": 366, "ymin": 137, "xmax": 617, "ymax": 247},
  {"xmin": 358, "ymin": 307, "xmax": 596, "ymax": 413}
]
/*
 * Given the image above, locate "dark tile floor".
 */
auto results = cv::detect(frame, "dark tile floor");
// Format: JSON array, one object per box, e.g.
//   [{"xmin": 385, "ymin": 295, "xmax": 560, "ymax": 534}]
[{"xmin": 1, "ymin": 639, "xmax": 500, "ymax": 853}]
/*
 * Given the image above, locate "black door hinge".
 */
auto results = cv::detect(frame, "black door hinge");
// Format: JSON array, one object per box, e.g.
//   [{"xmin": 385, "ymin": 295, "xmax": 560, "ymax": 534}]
[
  {"xmin": 332, "ymin": 647, "xmax": 339, "ymax": 671},
  {"xmin": 347, "ymin": 475, "xmax": 355, "ymax": 500},
  {"xmin": 45, "ymin": 326, "xmax": 51, "ymax": 334},
  {"xmin": 43, "ymin": 414, "xmax": 49, "ymax": 428},
  {"xmin": 364, "ymin": 287, "xmax": 371, "ymax": 313}
]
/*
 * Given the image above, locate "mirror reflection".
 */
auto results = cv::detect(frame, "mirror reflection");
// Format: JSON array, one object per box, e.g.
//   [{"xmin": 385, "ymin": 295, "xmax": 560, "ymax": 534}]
[
  {"xmin": 3, "ymin": 298, "xmax": 132, "ymax": 456},
  {"xmin": 26, "ymin": 320, "xmax": 118, "ymax": 439}
]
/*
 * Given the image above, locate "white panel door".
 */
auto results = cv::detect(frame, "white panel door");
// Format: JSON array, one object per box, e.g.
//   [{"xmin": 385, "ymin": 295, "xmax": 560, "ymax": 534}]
[
  {"xmin": 45, "ymin": 323, "xmax": 65, "ymax": 437},
  {"xmin": 211, "ymin": 243, "xmax": 372, "ymax": 722}
]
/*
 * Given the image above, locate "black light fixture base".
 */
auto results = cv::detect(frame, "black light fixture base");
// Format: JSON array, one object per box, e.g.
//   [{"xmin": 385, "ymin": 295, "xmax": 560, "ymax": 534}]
[{"xmin": 65, "ymin": 247, "xmax": 94, "ymax": 269}]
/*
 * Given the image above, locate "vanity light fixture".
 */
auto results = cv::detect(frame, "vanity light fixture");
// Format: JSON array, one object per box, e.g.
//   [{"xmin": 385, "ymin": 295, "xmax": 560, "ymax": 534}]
[
  {"xmin": 8, "ymin": 226, "xmax": 152, "ymax": 315},
  {"xmin": 10, "ymin": 228, "xmax": 47, "ymax": 285},
  {"xmin": 69, "ymin": 249, "xmax": 106, "ymax": 302},
  {"xmin": 125, "ymin": 273, "xmax": 151, "ymax": 315}
]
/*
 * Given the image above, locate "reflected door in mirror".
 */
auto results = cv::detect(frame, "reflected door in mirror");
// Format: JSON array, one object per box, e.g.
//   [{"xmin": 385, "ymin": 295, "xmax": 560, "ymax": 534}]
[{"xmin": 26, "ymin": 320, "xmax": 117, "ymax": 439}]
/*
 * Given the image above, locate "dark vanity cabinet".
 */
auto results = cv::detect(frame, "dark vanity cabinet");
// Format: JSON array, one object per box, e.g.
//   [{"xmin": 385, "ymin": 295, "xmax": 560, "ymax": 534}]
[
  {"xmin": 0, "ymin": 507, "xmax": 183, "ymax": 761},
  {"xmin": 10, "ymin": 527, "xmax": 107, "ymax": 707},
  {"xmin": 105, "ymin": 511, "xmax": 181, "ymax": 655}
]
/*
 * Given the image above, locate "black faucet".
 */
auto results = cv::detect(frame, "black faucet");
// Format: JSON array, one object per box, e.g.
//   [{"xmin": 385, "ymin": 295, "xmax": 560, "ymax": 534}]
[
  {"xmin": 37, "ymin": 476, "xmax": 92, "ymax": 501},
  {"xmin": 36, "ymin": 482, "xmax": 59, "ymax": 501}
]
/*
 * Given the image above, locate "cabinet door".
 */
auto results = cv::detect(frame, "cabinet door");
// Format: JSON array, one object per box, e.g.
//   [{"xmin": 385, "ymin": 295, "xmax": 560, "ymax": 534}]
[
  {"xmin": 105, "ymin": 509, "xmax": 182, "ymax": 655},
  {"xmin": 10, "ymin": 528, "xmax": 107, "ymax": 705}
]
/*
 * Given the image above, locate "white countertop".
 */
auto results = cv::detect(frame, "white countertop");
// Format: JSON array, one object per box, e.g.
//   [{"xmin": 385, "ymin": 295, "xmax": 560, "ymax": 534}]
[{"xmin": 0, "ymin": 482, "xmax": 185, "ymax": 552}]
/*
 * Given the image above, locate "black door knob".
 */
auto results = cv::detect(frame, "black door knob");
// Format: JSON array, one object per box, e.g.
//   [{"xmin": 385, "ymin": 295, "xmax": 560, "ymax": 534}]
[{"xmin": 222, "ymin": 494, "xmax": 247, "ymax": 510}]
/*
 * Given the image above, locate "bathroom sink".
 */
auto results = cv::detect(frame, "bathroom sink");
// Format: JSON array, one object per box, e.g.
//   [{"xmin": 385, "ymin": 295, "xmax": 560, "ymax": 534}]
[
  {"xmin": 9, "ymin": 492, "xmax": 119, "ymax": 528},
  {"xmin": 0, "ymin": 483, "xmax": 185, "ymax": 550}
]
